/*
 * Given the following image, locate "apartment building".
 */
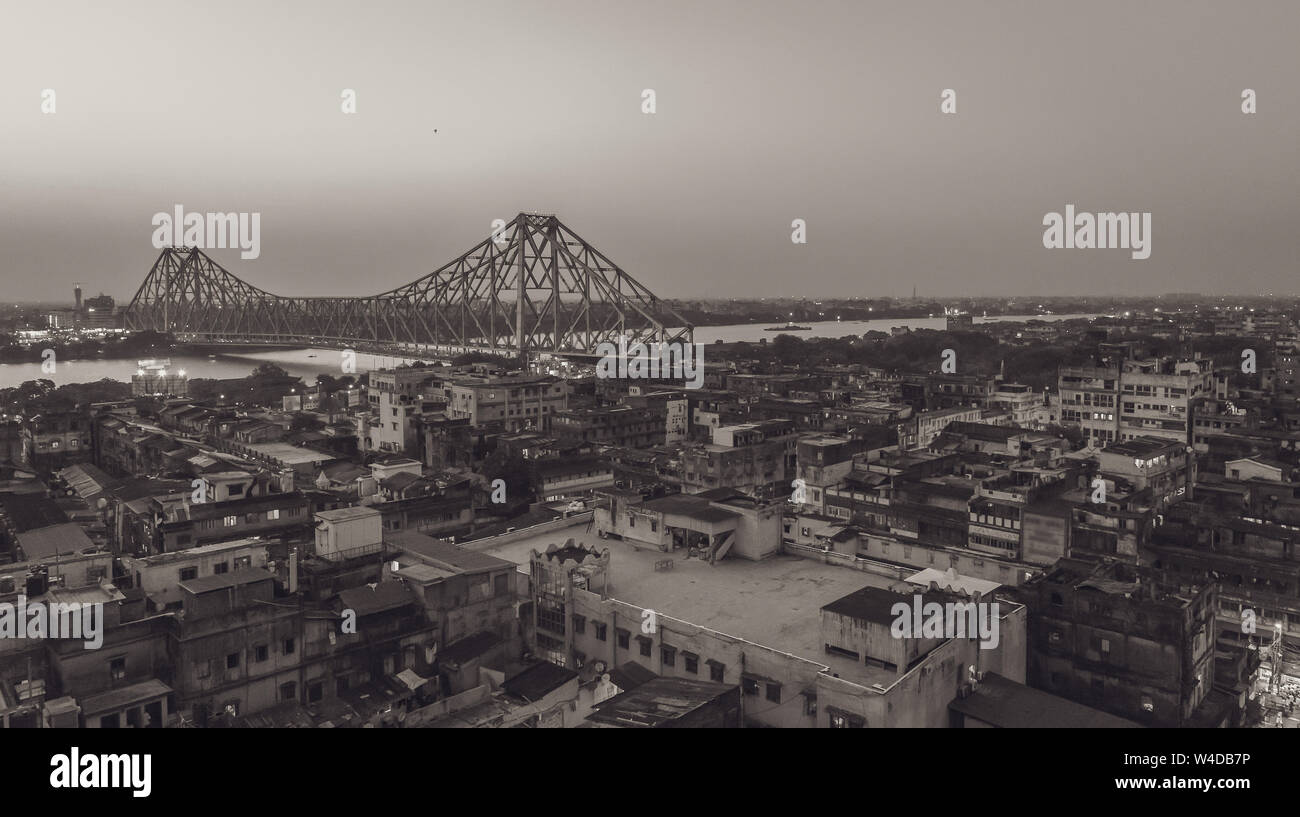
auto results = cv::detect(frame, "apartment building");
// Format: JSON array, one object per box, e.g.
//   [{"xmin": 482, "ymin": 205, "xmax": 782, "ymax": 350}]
[
  {"xmin": 1011, "ymin": 559, "xmax": 1227, "ymax": 727},
  {"xmin": 366, "ymin": 366, "xmax": 445, "ymax": 454},
  {"xmin": 680, "ymin": 419, "xmax": 797, "ymax": 495},
  {"xmin": 444, "ymin": 372, "xmax": 567, "ymax": 432},
  {"xmin": 1059, "ymin": 356, "xmax": 1214, "ymax": 447}
]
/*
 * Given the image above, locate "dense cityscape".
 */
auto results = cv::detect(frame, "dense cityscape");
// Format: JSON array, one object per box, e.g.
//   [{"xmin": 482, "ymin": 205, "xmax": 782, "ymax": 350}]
[
  {"xmin": 1, "ymin": 276, "xmax": 1297, "ymax": 731},
  {"xmin": 6, "ymin": 1, "xmax": 1299, "ymax": 803}
]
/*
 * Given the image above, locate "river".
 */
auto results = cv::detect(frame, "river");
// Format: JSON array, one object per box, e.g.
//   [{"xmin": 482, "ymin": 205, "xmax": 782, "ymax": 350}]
[{"xmin": 0, "ymin": 313, "xmax": 1103, "ymax": 388}]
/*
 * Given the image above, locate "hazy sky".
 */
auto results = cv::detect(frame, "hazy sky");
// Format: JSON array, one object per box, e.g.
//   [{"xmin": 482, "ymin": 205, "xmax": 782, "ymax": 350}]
[{"xmin": 1, "ymin": 0, "xmax": 1296, "ymax": 303}]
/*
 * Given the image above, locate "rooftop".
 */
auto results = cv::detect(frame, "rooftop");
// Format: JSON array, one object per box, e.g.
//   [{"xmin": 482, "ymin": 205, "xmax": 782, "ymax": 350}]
[
  {"xmin": 238, "ymin": 442, "xmax": 335, "ymax": 465},
  {"xmin": 316, "ymin": 506, "xmax": 381, "ymax": 523},
  {"xmin": 821, "ymin": 585, "xmax": 969, "ymax": 625},
  {"xmin": 15, "ymin": 522, "xmax": 95, "ymax": 559},
  {"xmin": 179, "ymin": 567, "xmax": 274, "ymax": 595},
  {"xmin": 476, "ymin": 519, "xmax": 904, "ymax": 685},
  {"xmin": 78, "ymin": 679, "xmax": 173, "ymax": 717},
  {"xmin": 587, "ymin": 677, "xmax": 735, "ymax": 727},
  {"xmin": 502, "ymin": 661, "xmax": 578, "ymax": 700},
  {"xmin": 949, "ymin": 672, "xmax": 1141, "ymax": 728},
  {"xmin": 336, "ymin": 581, "xmax": 418, "ymax": 617},
  {"xmin": 388, "ymin": 530, "xmax": 516, "ymax": 574},
  {"xmin": 1106, "ymin": 436, "xmax": 1183, "ymax": 458}
]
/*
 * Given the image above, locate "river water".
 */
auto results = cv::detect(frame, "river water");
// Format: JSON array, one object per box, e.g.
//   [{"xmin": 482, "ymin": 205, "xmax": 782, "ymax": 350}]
[{"xmin": 0, "ymin": 313, "xmax": 1102, "ymax": 388}]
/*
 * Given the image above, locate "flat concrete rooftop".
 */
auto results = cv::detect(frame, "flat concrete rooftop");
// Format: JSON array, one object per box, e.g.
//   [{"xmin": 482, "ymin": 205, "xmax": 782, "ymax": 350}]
[{"xmin": 475, "ymin": 519, "xmax": 901, "ymax": 687}]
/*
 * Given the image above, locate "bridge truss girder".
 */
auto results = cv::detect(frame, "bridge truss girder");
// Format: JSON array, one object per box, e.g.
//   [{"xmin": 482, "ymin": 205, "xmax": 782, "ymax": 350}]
[{"xmin": 124, "ymin": 213, "xmax": 693, "ymax": 356}]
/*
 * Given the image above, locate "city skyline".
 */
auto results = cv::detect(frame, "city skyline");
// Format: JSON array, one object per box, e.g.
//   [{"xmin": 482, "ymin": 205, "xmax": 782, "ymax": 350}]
[
  {"xmin": 3, "ymin": 0, "xmax": 1299, "ymax": 756},
  {"xmin": 2, "ymin": 0, "xmax": 1297, "ymax": 302}
]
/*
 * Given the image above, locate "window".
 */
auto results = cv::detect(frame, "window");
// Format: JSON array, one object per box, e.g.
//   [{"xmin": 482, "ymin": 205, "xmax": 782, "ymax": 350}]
[
  {"xmin": 827, "ymin": 707, "xmax": 864, "ymax": 728},
  {"xmin": 572, "ymin": 614, "xmax": 586, "ymax": 635},
  {"xmin": 179, "ymin": 566, "xmax": 198, "ymax": 581},
  {"xmin": 803, "ymin": 693, "xmax": 817, "ymax": 717},
  {"xmin": 224, "ymin": 515, "xmax": 238, "ymax": 527},
  {"xmin": 637, "ymin": 635, "xmax": 652, "ymax": 657},
  {"xmin": 213, "ymin": 561, "xmax": 229, "ymax": 575},
  {"xmin": 766, "ymin": 683, "xmax": 782, "ymax": 704},
  {"xmin": 708, "ymin": 660, "xmax": 725, "ymax": 683},
  {"xmin": 308, "ymin": 682, "xmax": 323, "ymax": 703},
  {"xmin": 254, "ymin": 644, "xmax": 268, "ymax": 663},
  {"xmin": 683, "ymin": 652, "xmax": 699, "ymax": 674},
  {"xmin": 226, "ymin": 652, "xmax": 240, "ymax": 669},
  {"xmin": 197, "ymin": 659, "xmax": 211, "ymax": 679},
  {"xmin": 494, "ymin": 573, "xmax": 509, "ymax": 596},
  {"xmin": 234, "ymin": 555, "xmax": 251, "ymax": 570},
  {"xmin": 280, "ymin": 682, "xmax": 297, "ymax": 702},
  {"xmin": 268, "ymin": 509, "xmax": 280, "ymax": 520},
  {"xmin": 594, "ymin": 623, "xmax": 607, "ymax": 642},
  {"xmin": 537, "ymin": 601, "xmax": 566, "ymax": 635},
  {"xmin": 109, "ymin": 657, "xmax": 126, "ymax": 681},
  {"xmin": 616, "ymin": 628, "xmax": 630, "ymax": 650},
  {"xmin": 742, "ymin": 676, "xmax": 760, "ymax": 696},
  {"xmin": 283, "ymin": 638, "xmax": 296, "ymax": 655},
  {"xmin": 661, "ymin": 645, "xmax": 676, "ymax": 667}
]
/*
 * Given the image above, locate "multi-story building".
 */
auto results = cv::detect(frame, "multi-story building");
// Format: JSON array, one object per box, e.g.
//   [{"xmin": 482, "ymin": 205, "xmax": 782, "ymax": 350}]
[
  {"xmin": 1116, "ymin": 356, "xmax": 1213, "ymax": 444},
  {"xmin": 125, "ymin": 490, "xmax": 313, "ymax": 555},
  {"xmin": 987, "ymin": 383, "xmax": 1042, "ymax": 427},
  {"xmin": 366, "ymin": 366, "xmax": 445, "ymax": 454},
  {"xmin": 551, "ymin": 405, "xmax": 666, "ymax": 448},
  {"xmin": 1273, "ymin": 336, "xmax": 1299, "ymax": 399},
  {"xmin": 1191, "ymin": 397, "xmax": 1260, "ymax": 453},
  {"xmin": 25, "ymin": 411, "xmax": 92, "ymax": 473},
  {"xmin": 131, "ymin": 359, "xmax": 189, "ymax": 397},
  {"xmin": 794, "ymin": 435, "xmax": 857, "ymax": 514},
  {"xmin": 1095, "ymin": 436, "xmax": 1195, "ymax": 512},
  {"xmin": 532, "ymin": 455, "xmax": 614, "ymax": 501},
  {"xmin": 444, "ymin": 372, "xmax": 567, "ymax": 432},
  {"xmin": 594, "ymin": 489, "xmax": 782, "ymax": 562},
  {"xmin": 390, "ymin": 530, "xmax": 522, "ymax": 654},
  {"xmin": 1058, "ymin": 365, "xmax": 1120, "ymax": 447},
  {"xmin": 680, "ymin": 419, "xmax": 797, "ymax": 496},
  {"xmin": 1059, "ymin": 356, "xmax": 1214, "ymax": 447},
  {"xmin": 901, "ymin": 373, "xmax": 996, "ymax": 412},
  {"xmin": 1011, "ymin": 559, "xmax": 1226, "ymax": 727},
  {"xmin": 896, "ymin": 407, "xmax": 981, "ymax": 451}
]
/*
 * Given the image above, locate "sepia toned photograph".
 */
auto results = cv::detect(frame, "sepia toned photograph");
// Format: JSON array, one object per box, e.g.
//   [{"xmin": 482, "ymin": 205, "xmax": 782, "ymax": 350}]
[{"xmin": 0, "ymin": 0, "xmax": 1295, "ymax": 801}]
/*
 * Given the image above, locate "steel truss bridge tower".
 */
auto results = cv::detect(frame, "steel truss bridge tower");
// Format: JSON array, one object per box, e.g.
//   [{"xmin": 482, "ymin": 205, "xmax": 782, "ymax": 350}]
[{"xmin": 125, "ymin": 213, "xmax": 693, "ymax": 358}]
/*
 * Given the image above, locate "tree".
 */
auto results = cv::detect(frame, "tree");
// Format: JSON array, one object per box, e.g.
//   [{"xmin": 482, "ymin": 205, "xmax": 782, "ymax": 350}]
[
  {"xmin": 771, "ymin": 334, "xmax": 805, "ymax": 365},
  {"xmin": 251, "ymin": 362, "xmax": 290, "ymax": 379},
  {"xmin": 291, "ymin": 414, "xmax": 325, "ymax": 432},
  {"xmin": 1046, "ymin": 423, "xmax": 1085, "ymax": 450}
]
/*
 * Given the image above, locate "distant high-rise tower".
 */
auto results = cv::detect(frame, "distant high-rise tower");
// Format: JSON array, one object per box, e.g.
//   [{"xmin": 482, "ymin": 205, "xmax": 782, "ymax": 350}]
[{"xmin": 74, "ymin": 282, "xmax": 82, "ymax": 312}]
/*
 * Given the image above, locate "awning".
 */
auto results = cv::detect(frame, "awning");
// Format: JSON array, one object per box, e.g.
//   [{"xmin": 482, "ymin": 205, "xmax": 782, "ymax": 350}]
[{"xmin": 395, "ymin": 668, "xmax": 430, "ymax": 692}]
